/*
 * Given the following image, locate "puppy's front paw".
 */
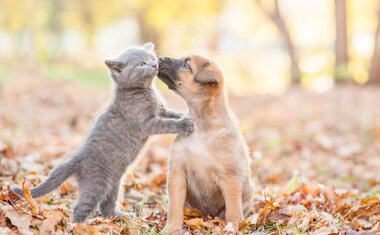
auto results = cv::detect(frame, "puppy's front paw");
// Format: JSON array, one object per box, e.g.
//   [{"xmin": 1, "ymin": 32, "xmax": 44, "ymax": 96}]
[
  {"xmin": 163, "ymin": 228, "xmax": 189, "ymax": 235},
  {"xmin": 178, "ymin": 118, "xmax": 194, "ymax": 136}
]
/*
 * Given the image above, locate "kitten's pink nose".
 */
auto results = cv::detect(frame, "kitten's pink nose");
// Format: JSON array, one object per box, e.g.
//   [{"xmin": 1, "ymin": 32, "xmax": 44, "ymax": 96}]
[{"xmin": 152, "ymin": 64, "xmax": 158, "ymax": 69}]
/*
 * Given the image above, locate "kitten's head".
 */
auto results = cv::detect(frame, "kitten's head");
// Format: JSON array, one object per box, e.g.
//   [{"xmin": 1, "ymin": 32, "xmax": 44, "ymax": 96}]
[{"xmin": 105, "ymin": 42, "xmax": 158, "ymax": 89}]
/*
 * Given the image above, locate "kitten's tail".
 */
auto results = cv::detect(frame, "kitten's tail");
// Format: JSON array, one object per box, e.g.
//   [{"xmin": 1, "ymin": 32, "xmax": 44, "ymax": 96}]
[{"xmin": 12, "ymin": 157, "xmax": 80, "ymax": 198}]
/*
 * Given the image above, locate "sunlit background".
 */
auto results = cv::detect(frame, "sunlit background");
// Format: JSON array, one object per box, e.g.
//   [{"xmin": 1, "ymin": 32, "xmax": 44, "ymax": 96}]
[
  {"xmin": 1, "ymin": 2, "xmax": 380, "ymax": 233},
  {"xmin": 1, "ymin": 0, "xmax": 380, "ymax": 95}
]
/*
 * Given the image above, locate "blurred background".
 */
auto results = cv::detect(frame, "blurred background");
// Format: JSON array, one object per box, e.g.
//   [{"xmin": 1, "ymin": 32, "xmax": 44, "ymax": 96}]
[
  {"xmin": 1, "ymin": 1, "xmax": 380, "ymax": 233},
  {"xmin": 1, "ymin": 0, "xmax": 380, "ymax": 94}
]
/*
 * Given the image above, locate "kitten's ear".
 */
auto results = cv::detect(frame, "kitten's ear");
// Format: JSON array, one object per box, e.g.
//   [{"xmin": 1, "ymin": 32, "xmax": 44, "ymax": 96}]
[
  {"xmin": 142, "ymin": 42, "xmax": 154, "ymax": 52},
  {"xmin": 105, "ymin": 59, "xmax": 125, "ymax": 73}
]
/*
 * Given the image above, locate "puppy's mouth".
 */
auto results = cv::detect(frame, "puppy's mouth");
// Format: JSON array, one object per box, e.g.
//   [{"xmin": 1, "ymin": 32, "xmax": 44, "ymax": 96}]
[{"xmin": 158, "ymin": 62, "xmax": 176, "ymax": 90}]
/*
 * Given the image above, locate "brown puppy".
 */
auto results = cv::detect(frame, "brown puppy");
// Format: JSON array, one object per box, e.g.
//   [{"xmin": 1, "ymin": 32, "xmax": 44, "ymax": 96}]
[{"xmin": 158, "ymin": 55, "xmax": 253, "ymax": 234}]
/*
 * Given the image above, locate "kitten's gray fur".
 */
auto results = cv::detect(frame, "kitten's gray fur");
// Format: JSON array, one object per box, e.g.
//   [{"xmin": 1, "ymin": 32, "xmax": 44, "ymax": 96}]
[{"xmin": 12, "ymin": 43, "xmax": 193, "ymax": 223}]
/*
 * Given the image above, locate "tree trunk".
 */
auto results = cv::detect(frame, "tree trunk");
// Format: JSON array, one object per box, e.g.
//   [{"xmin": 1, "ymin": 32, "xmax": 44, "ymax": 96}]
[
  {"xmin": 136, "ymin": 10, "xmax": 161, "ymax": 54},
  {"xmin": 368, "ymin": 7, "xmax": 380, "ymax": 84},
  {"xmin": 255, "ymin": 0, "xmax": 300, "ymax": 84},
  {"xmin": 334, "ymin": 0, "xmax": 349, "ymax": 81}
]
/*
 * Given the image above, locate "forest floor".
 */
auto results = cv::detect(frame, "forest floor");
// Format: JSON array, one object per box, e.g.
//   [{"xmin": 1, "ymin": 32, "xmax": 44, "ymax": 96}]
[{"xmin": 1, "ymin": 71, "xmax": 380, "ymax": 234}]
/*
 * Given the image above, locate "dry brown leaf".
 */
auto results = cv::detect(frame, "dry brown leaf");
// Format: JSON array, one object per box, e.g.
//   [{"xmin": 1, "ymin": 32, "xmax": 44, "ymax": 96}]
[
  {"xmin": 183, "ymin": 207, "xmax": 202, "ymax": 218},
  {"xmin": 7, "ymin": 189, "xmax": 20, "ymax": 204},
  {"xmin": 0, "ymin": 212, "xmax": 6, "ymax": 227},
  {"xmin": 344, "ymin": 200, "xmax": 380, "ymax": 219},
  {"xmin": 335, "ymin": 204, "xmax": 353, "ymax": 215},
  {"xmin": 257, "ymin": 201, "xmax": 275, "ymax": 226},
  {"xmin": 74, "ymin": 224, "xmax": 101, "ymax": 235},
  {"xmin": 352, "ymin": 218, "xmax": 374, "ymax": 229},
  {"xmin": 0, "ymin": 192, "xmax": 7, "ymax": 202},
  {"xmin": 39, "ymin": 210, "xmax": 64, "ymax": 235},
  {"xmin": 369, "ymin": 222, "xmax": 380, "ymax": 233},
  {"xmin": 125, "ymin": 219, "xmax": 141, "ymax": 235},
  {"xmin": 360, "ymin": 197, "xmax": 380, "ymax": 207},
  {"xmin": 270, "ymin": 206, "xmax": 292, "ymax": 225},
  {"xmin": 239, "ymin": 213, "xmax": 259, "ymax": 230},
  {"xmin": 370, "ymin": 215, "xmax": 380, "ymax": 222},
  {"xmin": 5, "ymin": 210, "xmax": 33, "ymax": 235},
  {"xmin": 59, "ymin": 181, "xmax": 75, "ymax": 195},
  {"xmin": 35, "ymin": 193, "xmax": 53, "ymax": 204},
  {"xmin": 202, "ymin": 216, "xmax": 225, "ymax": 230},
  {"xmin": 184, "ymin": 217, "xmax": 204, "ymax": 230},
  {"xmin": 22, "ymin": 178, "xmax": 39, "ymax": 216}
]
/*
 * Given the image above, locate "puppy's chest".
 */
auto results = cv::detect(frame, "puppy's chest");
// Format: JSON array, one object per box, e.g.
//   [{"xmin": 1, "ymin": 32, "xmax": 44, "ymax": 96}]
[{"xmin": 172, "ymin": 134, "xmax": 217, "ymax": 171}]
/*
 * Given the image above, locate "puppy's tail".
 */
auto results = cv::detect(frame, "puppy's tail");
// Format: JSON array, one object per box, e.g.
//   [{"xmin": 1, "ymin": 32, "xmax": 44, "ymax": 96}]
[{"xmin": 12, "ymin": 156, "xmax": 80, "ymax": 198}]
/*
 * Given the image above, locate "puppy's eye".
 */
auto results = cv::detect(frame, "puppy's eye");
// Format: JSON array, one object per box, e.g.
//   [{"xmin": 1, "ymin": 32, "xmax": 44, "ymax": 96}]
[
  {"xmin": 140, "ymin": 62, "xmax": 146, "ymax": 66},
  {"xmin": 183, "ymin": 61, "xmax": 190, "ymax": 69}
]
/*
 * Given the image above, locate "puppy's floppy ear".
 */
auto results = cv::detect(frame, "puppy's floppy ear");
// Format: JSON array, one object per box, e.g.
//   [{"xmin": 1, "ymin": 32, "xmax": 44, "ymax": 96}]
[
  {"xmin": 194, "ymin": 68, "xmax": 218, "ymax": 86},
  {"xmin": 105, "ymin": 59, "xmax": 125, "ymax": 73},
  {"xmin": 142, "ymin": 42, "xmax": 154, "ymax": 52}
]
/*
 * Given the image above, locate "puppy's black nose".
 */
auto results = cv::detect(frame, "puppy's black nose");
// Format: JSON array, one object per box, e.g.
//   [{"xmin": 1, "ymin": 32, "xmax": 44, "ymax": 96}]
[{"xmin": 159, "ymin": 57, "xmax": 168, "ymax": 63}]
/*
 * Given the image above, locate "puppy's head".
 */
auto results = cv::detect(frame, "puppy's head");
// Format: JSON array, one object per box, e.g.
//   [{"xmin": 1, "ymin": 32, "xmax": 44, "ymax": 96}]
[{"xmin": 158, "ymin": 55, "xmax": 224, "ymax": 102}]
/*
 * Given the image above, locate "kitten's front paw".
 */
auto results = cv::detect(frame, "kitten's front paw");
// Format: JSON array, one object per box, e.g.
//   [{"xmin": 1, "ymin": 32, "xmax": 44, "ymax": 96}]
[
  {"xmin": 170, "ymin": 112, "xmax": 184, "ymax": 119},
  {"xmin": 178, "ymin": 118, "xmax": 194, "ymax": 136}
]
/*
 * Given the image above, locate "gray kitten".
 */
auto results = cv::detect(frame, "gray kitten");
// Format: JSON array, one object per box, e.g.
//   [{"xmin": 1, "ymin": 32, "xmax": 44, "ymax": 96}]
[{"xmin": 12, "ymin": 43, "xmax": 193, "ymax": 223}]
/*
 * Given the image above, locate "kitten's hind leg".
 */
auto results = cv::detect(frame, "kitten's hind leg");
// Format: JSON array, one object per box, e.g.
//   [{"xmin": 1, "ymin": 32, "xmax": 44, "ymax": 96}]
[
  {"xmin": 100, "ymin": 180, "xmax": 122, "ymax": 219},
  {"xmin": 72, "ymin": 183, "xmax": 110, "ymax": 223}
]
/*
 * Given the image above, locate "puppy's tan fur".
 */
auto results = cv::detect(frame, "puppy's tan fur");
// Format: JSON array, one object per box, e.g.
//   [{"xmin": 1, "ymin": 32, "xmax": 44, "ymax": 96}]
[{"xmin": 158, "ymin": 55, "xmax": 253, "ymax": 234}]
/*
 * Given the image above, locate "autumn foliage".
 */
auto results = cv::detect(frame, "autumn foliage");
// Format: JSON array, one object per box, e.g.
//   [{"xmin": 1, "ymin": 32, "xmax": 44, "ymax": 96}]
[{"xmin": 1, "ymin": 73, "xmax": 380, "ymax": 234}]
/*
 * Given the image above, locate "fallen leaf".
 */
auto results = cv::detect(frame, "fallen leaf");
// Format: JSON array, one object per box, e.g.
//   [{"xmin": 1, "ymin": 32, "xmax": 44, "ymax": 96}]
[
  {"xmin": 352, "ymin": 218, "xmax": 374, "ymax": 229},
  {"xmin": 39, "ymin": 210, "xmax": 64, "ymax": 235},
  {"xmin": 270, "ymin": 206, "xmax": 292, "ymax": 224},
  {"xmin": 22, "ymin": 178, "xmax": 39, "ymax": 216},
  {"xmin": 239, "ymin": 213, "xmax": 259, "ymax": 230},
  {"xmin": 184, "ymin": 217, "xmax": 204, "ymax": 230},
  {"xmin": 0, "ymin": 191, "xmax": 7, "ymax": 201},
  {"xmin": 125, "ymin": 219, "xmax": 140, "ymax": 235},
  {"xmin": 5, "ymin": 210, "xmax": 33, "ymax": 235},
  {"xmin": 369, "ymin": 222, "xmax": 380, "ymax": 233},
  {"xmin": 344, "ymin": 198, "xmax": 380, "ymax": 219},
  {"xmin": 7, "ymin": 190, "xmax": 20, "ymax": 204},
  {"xmin": 74, "ymin": 224, "xmax": 101, "ymax": 235},
  {"xmin": 257, "ymin": 201, "xmax": 275, "ymax": 226},
  {"xmin": 184, "ymin": 207, "xmax": 202, "ymax": 218},
  {"xmin": 0, "ymin": 212, "xmax": 6, "ymax": 227}
]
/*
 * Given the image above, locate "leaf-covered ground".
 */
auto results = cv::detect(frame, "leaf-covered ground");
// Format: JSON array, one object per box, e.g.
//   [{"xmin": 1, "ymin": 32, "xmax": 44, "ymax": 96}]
[{"xmin": 1, "ymin": 71, "xmax": 380, "ymax": 234}]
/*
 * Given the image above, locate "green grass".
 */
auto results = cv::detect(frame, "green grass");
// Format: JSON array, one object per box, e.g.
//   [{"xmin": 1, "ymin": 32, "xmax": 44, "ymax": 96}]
[{"xmin": 0, "ymin": 67, "xmax": 12, "ymax": 84}]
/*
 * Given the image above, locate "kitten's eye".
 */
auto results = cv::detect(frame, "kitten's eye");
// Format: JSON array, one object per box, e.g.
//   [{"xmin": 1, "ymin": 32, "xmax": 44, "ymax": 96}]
[
  {"xmin": 140, "ymin": 62, "xmax": 146, "ymax": 66},
  {"xmin": 183, "ymin": 61, "xmax": 190, "ymax": 69}
]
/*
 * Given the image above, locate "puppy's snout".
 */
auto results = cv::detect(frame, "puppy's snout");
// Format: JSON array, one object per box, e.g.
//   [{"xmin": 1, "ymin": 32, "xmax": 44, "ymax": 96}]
[
  {"xmin": 158, "ymin": 57, "xmax": 167, "ymax": 63},
  {"xmin": 158, "ymin": 57, "xmax": 171, "ymax": 66}
]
